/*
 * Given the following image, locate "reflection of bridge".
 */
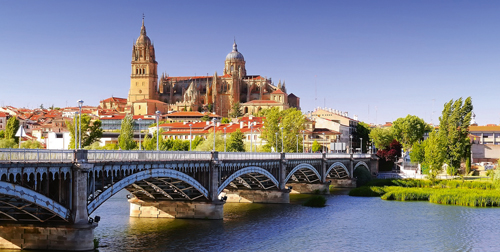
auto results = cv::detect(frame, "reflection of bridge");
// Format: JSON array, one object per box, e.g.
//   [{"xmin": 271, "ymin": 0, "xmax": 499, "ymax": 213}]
[{"xmin": 0, "ymin": 149, "xmax": 377, "ymax": 251}]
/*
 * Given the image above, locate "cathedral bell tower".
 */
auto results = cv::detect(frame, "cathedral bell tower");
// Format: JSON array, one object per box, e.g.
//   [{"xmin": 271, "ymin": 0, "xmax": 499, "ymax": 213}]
[
  {"xmin": 128, "ymin": 18, "xmax": 158, "ymax": 104},
  {"xmin": 223, "ymin": 41, "xmax": 246, "ymax": 76}
]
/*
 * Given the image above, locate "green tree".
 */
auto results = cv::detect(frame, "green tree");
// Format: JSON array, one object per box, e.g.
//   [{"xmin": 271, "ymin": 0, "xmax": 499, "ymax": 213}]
[
  {"xmin": 260, "ymin": 107, "xmax": 305, "ymax": 152},
  {"xmin": 438, "ymin": 97, "xmax": 473, "ymax": 175},
  {"xmin": 392, "ymin": 115, "xmax": 427, "ymax": 152},
  {"xmin": 142, "ymin": 133, "xmax": 156, "ymax": 150},
  {"xmin": 227, "ymin": 129, "xmax": 245, "ymax": 152},
  {"xmin": 0, "ymin": 130, "xmax": 5, "ymax": 138},
  {"xmin": 66, "ymin": 114, "xmax": 102, "ymax": 149},
  {"xmin": 357, "ymin": 122, "xmax": 371, "ymax": 153},
  {"xmin": 207, "ymin": 103, "xmax": 213, "ymax": 112},
  {"xmin": 0, "ymin": 138, "xmax": 17, "ymax": 148},
  {"xmin": 423, "ymin": 130, "xmax": 444, "ymax": 179},
  {"xmin": 118, "ymin": 114, "xmax": 137, "ymax": 150},
  {"xmin": 20, "ymin": 140, "xmax": 43, "ymax": 149},
  {"xmin": 191, "ymin": 136, "xmax": 204, "ymax": 150},
  {"xmin": 229, "ymin": 102, "xmax": 243, "ymax": 118},
  {"xmin": 369, "ymin": 127, "xmax": 394, "ymax": 149},
  {"xmin": 200, "ymin": 115, "xmax": 210, "ymax": 121},
  {"xmin": 312, "ymin": 140, "xmax": 322, "ymax": 152},
  {"xmin": 5, "ymin": 117, "xmax": 20, "ymax": 142},
  {"xmin": 195, "ymin": 130, "xmax": 224, "ymax": 151},
  {"xmin": 410, "ymin": 140, "xmax": 427, "ymax": 163},
  {"xmin": 221, "ymin": 117, "xmax": 230, "ymax": 124}
]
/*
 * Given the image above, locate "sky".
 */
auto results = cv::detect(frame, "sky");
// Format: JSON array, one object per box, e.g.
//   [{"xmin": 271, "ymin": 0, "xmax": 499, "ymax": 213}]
[{"xmin": 1, "ymin": 0, "xmax": 499, "ymax": 125}]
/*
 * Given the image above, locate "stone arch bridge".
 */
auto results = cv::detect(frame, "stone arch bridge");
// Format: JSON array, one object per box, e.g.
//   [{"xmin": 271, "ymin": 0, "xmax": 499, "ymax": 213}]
[{"xmin": 0, "ymin": 149, "xmax": 377, "ymax": 251}]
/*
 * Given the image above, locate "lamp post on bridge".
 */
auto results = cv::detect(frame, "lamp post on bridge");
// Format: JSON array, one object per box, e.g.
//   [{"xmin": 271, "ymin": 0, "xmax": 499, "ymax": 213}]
[
  {"xmin": 189, "ymin": 124, "xmax": 193, "ymax": 151},
  {"xmin": 275, "ymin": 132, "xmax": 278, "ymax": 152},
  {"xmin": 250, "ymin": 123, "xmax": 253, "ymax": 152},
  {"xmin": 212, "ymin": 118, "xmax": 216, "ymax": 152},
  {"xmin": 322, "ymin": 132, "xmax": 325, "ymax": 153},
  {"xmin": 138, "ymin": 118, "xmax": 142, "ymax": 150},
  {"xmin": 280, "ymin": 127, "xmax": 284, "ymax": 153},
  {"xmin": 302, "ymin": 130, "xmax": 305, "ymax": 153},
  {"xmin": 360, "ymin": 137, "xmax": 363, "ymax": 154},
  {"xmin": 349, "ymin": 134, "xmax": 353, "ymax": 154},
  {"xmin": 74, "ymin": 112, "xmax": 78, "ymax": 150},
  {"xmin": 156, "ymin": 110, "xmax": 161, "ymax": 151},
  {"xmin": 77, "ymin": 100, "xmax": 84, "ymax": 149}
]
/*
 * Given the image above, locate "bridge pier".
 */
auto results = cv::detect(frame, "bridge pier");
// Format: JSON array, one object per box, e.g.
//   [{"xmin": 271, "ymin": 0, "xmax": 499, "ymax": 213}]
[
  {"xmin": 221, "ymin": 189, "xmax": 290, "ymax": 204},
  {"xmin": 129, "ymin": 198, "xmax": 224, "ymax": 219},
  {"xmin": 327, "ymin": 178, "xmax": 356, "ymax": 188},
  {"xmin": 0, "ymin": 223, "xmax": 96, "ymax": 251},
  {"xmin": 287, "ymin": 183, "xmax": 330, "ymax": 194}
]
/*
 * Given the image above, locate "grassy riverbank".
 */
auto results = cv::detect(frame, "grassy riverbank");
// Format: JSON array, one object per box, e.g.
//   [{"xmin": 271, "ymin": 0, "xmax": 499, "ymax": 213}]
[{"xmin": 349, "ymin": 179, "xmax": 500, "ymax": 207}]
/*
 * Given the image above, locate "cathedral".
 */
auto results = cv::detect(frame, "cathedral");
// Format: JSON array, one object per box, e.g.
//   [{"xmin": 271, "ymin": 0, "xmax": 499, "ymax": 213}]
[{"xmin": 127, "ymin": 19, "xmax": 300, "ymax": 117}]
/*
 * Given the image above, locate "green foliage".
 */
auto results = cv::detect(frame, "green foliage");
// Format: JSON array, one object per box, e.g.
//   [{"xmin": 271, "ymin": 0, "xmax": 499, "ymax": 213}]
[
  {"xmin": 369, "ymin": 127, "xmax": 393, "ymax": 149},
  {"xmin": 302, "ymin": 195, "xmax": 327, "ymax": 207},
  {"xmin": 0, "ymin": 130, "xmax": 4, "ymax": 138},
  {"xmin": 149, "ymin": 120, "xmax": 170, "ymax": 127},
  {"xmin": 66, "ymin": 114, "xmax": 102, "ymax": 149},
  {"xmin": 20, "ymin": 140, "xmax": 43, "ymax": 149},
  {"xmin": 349, "ymin": 186, "xmax": 387, "ymax": 197},
  {"xmin": 191, "ymin": 136, "xmax": 205, "ymax": 150},
  {"xmin": 356, "ymin": 122, "xmax": 371, "ymax": 153},
  {"xmin": 410, "ymin": 140, "xmax": 426, "ymax": 163},
  {"xmin": 392, "ymin": 115, "xmax": 427, "ymax": 152},
  {"xmin": 438, "ymin": 97, "xmax": 473, "ymax": 175},
  {"xmin": 227, "ymin": 129, "xmax": 245, "ymax": 152},
  {"xmin": 221, "ymin": 117, "xmax": 230, "ymax": 124},
  {"xmin": 260, "ymin": 107, "xmax": 305, "ymax": 152},
  {"xmin": 118, "ymin": 114, "xmax": 137, "ymax": 150},
  {"xmin": 207, "ymin": 103, "xmax": 213, "ymax": 112},
  {"xmin": 195, "ymin": 130, "xmax": 224, "ymax": 151},
  {"xmin": 229, "ymin": 102, "xmax": 242, "ymax": 118},
  {"xmin": 0, "ymin": 138, "xmax": 17, "ymax": 148},
  {"xmin": 5, "ymin": 117, "xmax": 19, "ymax": 142},
  {"xmin": 423, "ymin": 130, "xmax": 444, "ymax": 179},
  {"xmin": 311, "ymin": 140, "xmax": 321, "ymax": 153},
  {"xmin": 200, "ymin": 115, "xmax": 210, "ymax": 121},
  {"xmin": 353, "ymin": 166, "xmax": 372, "ymax": 187}
]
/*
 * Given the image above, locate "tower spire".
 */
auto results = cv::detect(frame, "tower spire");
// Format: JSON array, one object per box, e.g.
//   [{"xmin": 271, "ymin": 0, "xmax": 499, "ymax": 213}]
[{"xmin": 141, "ymin": 14, "xmax": 146, "ymax": 35}]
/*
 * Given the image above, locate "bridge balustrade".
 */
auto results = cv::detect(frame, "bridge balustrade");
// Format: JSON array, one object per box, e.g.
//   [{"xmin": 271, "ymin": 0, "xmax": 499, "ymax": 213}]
[
  {"xmin": 325, "ymin": 153, "xmax": 351, "ymax": 159},
  {"xmin": 285, "ymin": 153, "xmax": 322, "ymax": 159},
  {"xmin": 218, "ymin": 152, "xmax": 281, "ymax": 160},
  {"xmin": 87, "ymin": 150, "xmax": 212, "ymax": 162},
  {"xmin": 0, "ymin": 148, "xmax": 74, "ymax": 162},
  {"xmin": 352, "ymin": 154, "xmax": 372, "ymax": 159}
]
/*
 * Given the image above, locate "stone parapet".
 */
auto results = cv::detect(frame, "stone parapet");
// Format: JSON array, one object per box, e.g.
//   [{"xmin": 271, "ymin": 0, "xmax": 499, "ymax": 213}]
[
  {"xmin": 327, "ymin": 178, "xmax": 356, "ymax": 188},
  {"xmin": 221, "ymin": 189, "xmax": 290, "ymax": 204},
  {"xmin": 129, "ymin": 198, "xmax": 224, "ymax": 220}
]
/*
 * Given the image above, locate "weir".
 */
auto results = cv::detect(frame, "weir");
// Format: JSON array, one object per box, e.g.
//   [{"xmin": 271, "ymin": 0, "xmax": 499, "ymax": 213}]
[{"xmin": 0, "ymin": 149, "xmax": 378, "ymax": 250}]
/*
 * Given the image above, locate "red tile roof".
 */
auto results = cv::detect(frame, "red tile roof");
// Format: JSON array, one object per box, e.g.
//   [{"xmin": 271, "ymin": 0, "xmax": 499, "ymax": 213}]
[
  {"xmin": 243, "ymin": 100, "xmax": 280, "ymax": 104},
  {"xmin": 271, "ymin": 89, "xmax": 285, "ymax": 94},
  {"xmin": 166, "ymin": 76, "xmax": 213, "ymax": 81},
  {"xmin": 0, "ymin": 112, "xmax": 7, "ymax": 117},
  {"xmin": 101, "ymin": 97, "xmax": 127, "ymax": 103}
]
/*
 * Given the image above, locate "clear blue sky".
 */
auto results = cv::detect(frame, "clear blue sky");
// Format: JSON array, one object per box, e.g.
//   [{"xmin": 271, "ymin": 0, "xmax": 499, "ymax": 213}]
[{"xmin": 1, "ymin": 1, "xmax": 499, "ymax": 125}]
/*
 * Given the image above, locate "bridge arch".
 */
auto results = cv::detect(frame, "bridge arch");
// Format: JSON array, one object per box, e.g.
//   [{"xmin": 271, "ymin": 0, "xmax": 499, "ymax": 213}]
[
  {"xmin": 354, "ymin": 161, "xmax": 370, "ymax": 173},
  {"xmin": 87, "ymin": 169, "xmax": 208, "ymax": 214},
  {"xmin": 326, "ymin": 162, "xmax": 350, "ymax": 178},
  {"xmin": 284, "ymin": 163, "xmax": 321, "ymax": 184},
  {"xmin": 217, "ymin": 166, "xmax": 279, "ymax": 195},
  {"xmin": 0, "ymin": 181, "xmax": 69, "ymax": 220}
]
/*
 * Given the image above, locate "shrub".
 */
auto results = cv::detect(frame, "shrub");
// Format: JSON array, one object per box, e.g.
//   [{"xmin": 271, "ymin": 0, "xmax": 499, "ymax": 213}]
[{"xmin": 303, "ymin": 195, "xmax": 327, "ymax": 207}]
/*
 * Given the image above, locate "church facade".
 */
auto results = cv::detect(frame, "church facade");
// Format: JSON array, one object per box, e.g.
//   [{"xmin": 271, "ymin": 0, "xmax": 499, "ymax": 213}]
[{"xmin": 127, "ymin": 19, "xmax": 300, "ymax": 117}]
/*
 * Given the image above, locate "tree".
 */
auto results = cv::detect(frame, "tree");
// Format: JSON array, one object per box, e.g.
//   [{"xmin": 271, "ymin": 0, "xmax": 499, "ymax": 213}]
[
  {"xmin": 0, "ymin": 130, "xmax": 4, "ymax": 138},
  {"xmin": 229, "ymin": 102, "xmax": 243, "ymax": 118},
  {"xmin": 260, "ymin": 107, "xmax": 305, "ymax": 152},
  {"xmin": 312, "ymin": 140, "xmax": 322, "ymax": 152},
  {"xmin": 438, "ymin": 97, "xmax": 473, "ymax": 175},
  {"xmin": 195, "ymin": 130, "xmax": 224, "ymax": 151},
  {"xmin": 227, "ymin": 129, "xmax": 245, "ymax": 152},
  {"xmin": 207, "ymin": 103, "xmax": 213, "ymax": 112},
  {"xmin": 392, "ymin": 115, "xmax": 427, "ymax": 152},
  {"xmin": 0, "ymin": 138, "xmax": 17, "ymax": 149},
  {"xmin": 376, "ymin": 140, "xmax": 402, "ymax": 162},
  {"xmin": 200, "ymin": 115, "xmax": 210, "ymax": 121},
  {"xmin": 5, "ymin": 117, "xmax": 19, "ymax": 142},
  {"xmin": 356, "ymin": 122, "xmax": 371, "ymax": 153},
  {"xmin": 20, "ymin": 140, "xmax": 43, "ymax": 149},
  {"xmin": 221, "ymin": 117, "xmax": 230, "ymax": 124},
  {"xmin": 118, "ymin": 114, "xmax": 137, "ymax": 150},
  {"xmin": 66, "ymin": 114, "xmax": 102, "ymax": 149},
  {"xmin": 423, "ymin": 130, "xmax": 444, "ymax": 178},
  {"xmin": 410, "ymin": 140, "xmax": 427, "ymax": 163},
  {"xmin": 369, "ymin": 127, "xmax": 393, "ymax": 149}
]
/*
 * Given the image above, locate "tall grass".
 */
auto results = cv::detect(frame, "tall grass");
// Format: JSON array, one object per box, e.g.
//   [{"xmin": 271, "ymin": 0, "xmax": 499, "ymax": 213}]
[{"xmin": 350, "ymin": 179, "xmax": 500, "ymax": 207}]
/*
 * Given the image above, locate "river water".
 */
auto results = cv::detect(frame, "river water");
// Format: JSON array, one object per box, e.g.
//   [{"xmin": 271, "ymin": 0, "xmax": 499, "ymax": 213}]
[{"xmin": 93, "ymin": 190, "xmax": 500, "ymax": 252}]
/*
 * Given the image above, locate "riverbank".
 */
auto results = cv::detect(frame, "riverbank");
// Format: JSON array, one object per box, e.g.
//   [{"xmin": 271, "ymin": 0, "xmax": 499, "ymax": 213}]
[{"xmin": 350, "ymin": 179, "xmax": 500, "ymax": 207}]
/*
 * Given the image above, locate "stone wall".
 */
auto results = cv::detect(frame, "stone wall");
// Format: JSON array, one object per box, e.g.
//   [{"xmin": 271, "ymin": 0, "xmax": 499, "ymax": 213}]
[
  {"xmin": 0, "ymin": 223, "xmax": 96, "ymax": 251},
  {"xmin": 286, "ymin": 183, "xmax": 330, "ymax": 194},
  {"xmin": 129, "ymin": 198, "xmax": 224, "ymax": 219},
  {"xmin": 221, "ymin": 189, "xmax": 290, "ymax": 204},
  {"xmin": 328, "ymin": 179, "xmax": 356, "ymax": 188}
]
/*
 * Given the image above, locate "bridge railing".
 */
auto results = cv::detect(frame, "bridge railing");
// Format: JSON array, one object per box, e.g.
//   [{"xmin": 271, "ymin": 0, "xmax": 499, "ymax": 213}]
[
  {"xmin": 0, "ymin": 149, "xmax": 74, "ymax": 162},
  {"xmin": 285, "ymin": 153, "xmax": 323, "ymax": 159},
  {"xmin": 87, "ymin": 150, "xmax": 213, "ymax": 162},
  {"xmin": 325, "ymin": 153, "xmax": 351, "ymax": 159},
  {"xmin": 218, "ymin": 152, "xmax": 281, "ymax": 160},
  {"xmin": 353, "ymin": 154, "xmax": 372, "ymax": 159}
]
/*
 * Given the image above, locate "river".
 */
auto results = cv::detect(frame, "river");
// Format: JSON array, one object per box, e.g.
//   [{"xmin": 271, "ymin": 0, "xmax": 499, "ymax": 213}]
[{"xmin": 93, "ymin": 189, "xmax": 500, "ymax": 252}]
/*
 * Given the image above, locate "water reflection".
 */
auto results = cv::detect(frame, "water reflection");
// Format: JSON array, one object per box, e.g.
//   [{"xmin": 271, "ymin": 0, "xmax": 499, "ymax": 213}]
[{"xmin": 94, "ymin": 190, "xmax": 500, "ymax": 252}]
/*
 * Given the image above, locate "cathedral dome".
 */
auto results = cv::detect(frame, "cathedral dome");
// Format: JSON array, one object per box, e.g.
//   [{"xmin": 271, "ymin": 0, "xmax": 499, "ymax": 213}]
[
  {"xmin": 226, "ymin": 42, "xmax": 244, "ymax": 61},
  {"xmin": 136, "ymin": 19, "xmax": 151, "ymax": 46}
]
